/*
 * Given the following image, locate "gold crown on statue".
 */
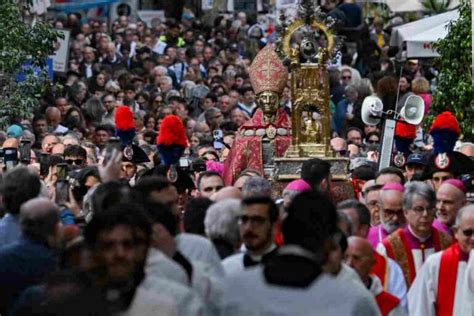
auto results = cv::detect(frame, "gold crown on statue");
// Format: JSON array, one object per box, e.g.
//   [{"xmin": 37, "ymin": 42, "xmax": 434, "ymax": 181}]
[{"xmin": 249, "ymin": 44, "xmax": 288, "ymax": 95}]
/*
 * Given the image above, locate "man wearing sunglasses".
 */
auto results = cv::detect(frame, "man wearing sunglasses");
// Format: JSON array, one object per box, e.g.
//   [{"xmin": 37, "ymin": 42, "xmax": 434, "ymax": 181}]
[
  {"xmin": 222, "ymin": 196, "xmax": 279, "ymax": 276},
  {"xmin": 64, "ymin": 145, "xmax": 87, "ymax": 168},
  {"xmin": 409, "ymin": 204, "xmax": 474, "ymax": 316}
]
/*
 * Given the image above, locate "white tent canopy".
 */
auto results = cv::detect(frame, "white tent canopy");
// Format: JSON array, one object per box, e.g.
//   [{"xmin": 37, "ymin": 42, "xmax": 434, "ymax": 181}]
[
  {"xmin": 406, "ymin": 21, "xmax": 452, "ymax": 57},
  {"xmin": 356, "ymin": 0, "xmax": 460, "ymax": 13},
  {"xmin": 389, "ymin": 9, "xmax": 459, "ymax": 57}
]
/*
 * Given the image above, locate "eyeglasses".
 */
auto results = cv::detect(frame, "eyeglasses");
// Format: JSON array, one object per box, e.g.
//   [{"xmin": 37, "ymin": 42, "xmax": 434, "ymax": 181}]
[
  {"xmin": 411, "ymin": 206, "xmax": 436, "ymax": 216},
  {"xmin": 66, "ymin": 159, "xmax": 84, "ymax": 166},
  {"xmin": 238, "ymin": 215, "xmax": 268, "ymax": 226},
  {"xmin": 461, "ymin": 229, "xmax": 474, "ymax": 237},
  {"xmin": 383, "ymin": 209, "xmax": 404, "ymax": 219},
  {"xmin": 367, "ymin": 200, "xmax": 379, "ymax": 207}
]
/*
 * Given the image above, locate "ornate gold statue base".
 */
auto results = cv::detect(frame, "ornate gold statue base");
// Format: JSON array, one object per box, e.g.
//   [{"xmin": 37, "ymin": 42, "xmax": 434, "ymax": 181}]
[{"xmin": 284, "ymin": 143, "xmax": 333, "ymax": 158}]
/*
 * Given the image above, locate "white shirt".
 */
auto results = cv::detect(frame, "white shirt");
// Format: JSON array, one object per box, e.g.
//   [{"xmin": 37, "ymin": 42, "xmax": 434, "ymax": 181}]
[
  {"xmin": 176, "ymin": 233, "xmax": 224, "ymax": 277},
  {"xmin": 153, "ymin": 41, "xmax": 167, "ymax": 55},
  {"xmin": 146, "ymin": 248, "xmax": 188, "ymax": 285},
  {"xmin": 53, "ymin": 124, "xmax": 69, "ymax": 135},
  {"xmin": 408, "ymin": 250, "xmax": 470, "ymax": 316},
  {"xmin": 222, "ymin": 253, "xmax": 245, "ymax": 277},
  {"xmin": 119, "ymin": 281, "xmax": 178, "ymax": 316}
]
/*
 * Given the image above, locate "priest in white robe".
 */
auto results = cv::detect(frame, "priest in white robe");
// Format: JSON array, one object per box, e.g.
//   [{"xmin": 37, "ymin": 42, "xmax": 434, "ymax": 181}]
[{"xmin": 408, "ymin": 204, "xmax": 474, "ymax": 315}]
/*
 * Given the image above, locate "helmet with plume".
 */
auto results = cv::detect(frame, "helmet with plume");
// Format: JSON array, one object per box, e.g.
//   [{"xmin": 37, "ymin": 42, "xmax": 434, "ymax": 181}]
[{"xmin": 156, "ymin": 115, "xmax": 188, "ymax": 166}]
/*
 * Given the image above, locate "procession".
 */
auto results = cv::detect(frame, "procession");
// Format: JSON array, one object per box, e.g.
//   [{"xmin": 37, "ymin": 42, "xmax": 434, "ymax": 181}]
[{"xmin": 0, "ymin": 0, "xmax": 473, "ymax": 315}]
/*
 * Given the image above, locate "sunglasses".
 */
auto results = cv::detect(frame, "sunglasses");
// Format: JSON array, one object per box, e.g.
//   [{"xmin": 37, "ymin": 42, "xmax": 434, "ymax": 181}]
[
  {"xmin": 342, "ymin": 76, "xmax": 352, "ymax": 80},
  {"xmin": 462, "ymin": 229, "xmax": 474, "ymax": 237},
  {"xmin": 335, "ymin": 149, "xmax": 348, "ymax": 156},
  {"xmin": 367, "ymin": 140, "xmax": 379, "ymax": 144},
  {"xmin": 66, "ymin": 159, "xmax": 84, "ymax": 166}
]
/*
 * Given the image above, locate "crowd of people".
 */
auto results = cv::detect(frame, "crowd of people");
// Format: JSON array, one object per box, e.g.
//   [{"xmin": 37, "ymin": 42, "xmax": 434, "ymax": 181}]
[{"xmin": 0, "ymin": 1, "xmax": 473, "ymax": 315}]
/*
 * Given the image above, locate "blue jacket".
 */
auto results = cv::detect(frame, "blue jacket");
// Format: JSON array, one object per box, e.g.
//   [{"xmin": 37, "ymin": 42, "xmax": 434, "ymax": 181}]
[
  {"xmin": 332, "ymin": 99, "xmax": 350, "ymax": 135},
  {"xmin": 0, "ymin": 213, "xmax": 21, "ymax": 247},
  {"xmin": 0, "ymin": 237, "xmax": 57, "ymax": 314}
]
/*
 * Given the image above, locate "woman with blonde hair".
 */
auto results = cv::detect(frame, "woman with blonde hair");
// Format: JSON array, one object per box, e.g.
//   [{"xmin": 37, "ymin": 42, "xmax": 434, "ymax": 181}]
[{"xmin": 411, "ymin": 77, "xmax": 432, "ymax": 114}]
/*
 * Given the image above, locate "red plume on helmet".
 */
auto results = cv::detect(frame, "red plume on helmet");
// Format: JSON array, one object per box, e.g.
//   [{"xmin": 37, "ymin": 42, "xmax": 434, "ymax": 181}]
[
  {"xmin": 429, "ymin": 111, "xmax": 460, "ymax": 154},
  {"xmin": 114, "ymin": 105, "xmax": 136, "ymax": 145},
  {"xmin": 156, "ymin": 115, "xmax": 188, "ymax": 166},
  {"xmin": 429, "ymin": 111, "xmax": 461, "ymax": 135},
  {"xmin": 394, "ymin": 120, "xmax": 416, "ymax": 154}
]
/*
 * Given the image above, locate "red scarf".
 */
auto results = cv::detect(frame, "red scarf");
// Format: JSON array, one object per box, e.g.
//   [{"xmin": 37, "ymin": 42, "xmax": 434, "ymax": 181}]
[
  {"xmin": 375, "ymin": 291, "xmax": 400, "ymax": 316},
  {"xmin": 436, "ymin": 244, "xmax": 461, "ymax": 316}
]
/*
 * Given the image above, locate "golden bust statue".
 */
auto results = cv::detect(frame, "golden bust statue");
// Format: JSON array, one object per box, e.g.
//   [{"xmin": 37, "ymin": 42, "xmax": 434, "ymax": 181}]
[{"xmin": 303, "ymin": 118, "xmax": 323, "ymax": 143}]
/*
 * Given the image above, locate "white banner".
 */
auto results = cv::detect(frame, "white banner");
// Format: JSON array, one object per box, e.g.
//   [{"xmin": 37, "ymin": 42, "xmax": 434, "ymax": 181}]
[
  {"xmin": 137, "ymin": 10, "xmax": 166, "ymax": 26},
  {"xmin": 50, "ymin": 29, "xmax": 71, "ymax": 74},
  {"xmin": 406, "ymin": 41, "xmax": 440, "ymax": 58}
]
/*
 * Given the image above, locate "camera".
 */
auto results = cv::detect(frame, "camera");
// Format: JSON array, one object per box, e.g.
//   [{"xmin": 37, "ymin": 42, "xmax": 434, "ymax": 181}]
[
  {"xmin": 19, "ymin": 140, "xmax": 31, "ymax": 164},
  {"xmin": 178, "ymin": 157, "xmax": 206, "ymax": 173},
  {"xmin": 213, "ymin": 129, "xmax": 225, "ymax": 150},
  {"xmin": 460, "ymin": 173, "xmax": 474, "ymax": 203},
  {"xmin": 103, "ymin": 137, "xmax": 122, "ymax": 165},
  {"xmin": 55, "ymin": 163, "xmax": 70, "ymax": 206},
  {"xmin": 3, "ymin": 147, "xmax": 18, "ymax": 171}
]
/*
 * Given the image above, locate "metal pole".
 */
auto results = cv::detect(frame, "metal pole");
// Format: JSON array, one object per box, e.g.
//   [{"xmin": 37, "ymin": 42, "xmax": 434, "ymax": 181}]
[{"xmin": 378, "ymin": 118, "xmax": 396, "ymax": 170}]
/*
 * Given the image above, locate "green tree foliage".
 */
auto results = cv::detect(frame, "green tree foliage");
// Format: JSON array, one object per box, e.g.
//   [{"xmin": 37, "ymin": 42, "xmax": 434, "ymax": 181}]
[
  {"xmin": 429, "ymin": 0, "xmax": 472, "ymax": 139},
  {"xmin": 422, "ymin": 0, "xmax": 456, "ymax": 13},
  {"xmin": 0, "ymin": 0, "xmax": 61, "ymax": 127}
]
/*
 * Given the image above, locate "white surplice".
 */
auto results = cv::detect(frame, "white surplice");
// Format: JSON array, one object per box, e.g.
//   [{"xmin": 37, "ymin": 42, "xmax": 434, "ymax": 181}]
[
  {"xmin": 221, "ymin": 267, "xmax": 381, "ymax": 316},
  {"xmin": 407, "ymin": 250, "xmax": 469, "ymax": 316}
]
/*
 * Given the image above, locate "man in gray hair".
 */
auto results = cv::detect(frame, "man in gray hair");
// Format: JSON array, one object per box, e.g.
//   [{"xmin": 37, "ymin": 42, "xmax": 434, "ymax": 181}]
[
  {"xmin": 376, "ymin": 182, "xmax": 453, "ymax": 288},
  {"xmin": 409, "ymin": 204, "xmax": 474, "ymax": 315},
  {"xmin": 0, "ymin": 198, "xmax": 60, "ymax": 314},
  {"xmin": 204, "ymin": 199, "xmax": 241, "ymax": 259},
  {"xmin": 241, "ymin": 176, "xmax": 272, "ymax": 199},
  {"xmin": 204, "ymin": 107, "xmax": 224, "ymax": 131}
]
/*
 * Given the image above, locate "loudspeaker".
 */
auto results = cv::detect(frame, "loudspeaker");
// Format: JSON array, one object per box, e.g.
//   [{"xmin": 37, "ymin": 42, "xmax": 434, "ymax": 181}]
[
  {"xmin": 361, "ymin": 96, "xmax": 384, "ymax": 125},
  {"xmin": 400, "ymin": 95, "xmax": 424, "ymax": 125}
]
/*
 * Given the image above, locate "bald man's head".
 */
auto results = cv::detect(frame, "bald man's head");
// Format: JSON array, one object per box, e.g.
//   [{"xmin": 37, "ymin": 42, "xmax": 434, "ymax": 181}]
[
  {"xmin": 46, "ymin": 107, "xmax": 61, "ymax": 129},
  {"xmin": 436, "ymin": 182, "xmax": 467, "ymax": 226},
  {"xmin": 3, "ymin": 138, "xmax": 19, "ymax": 149},
  {"xmin": 345, "ymin": 236, "xmax": 375, "ymax": 284},
  {"xmin": 211, "ymin": 186, "xmax": 242, "ymax": 202},
  {"xmin": 331, "ymin": 137, "xmax": 347, "ymax": 152},
  {"xmin": 20, "ymin": 197, "xmax": 60, "ymax": 244},
  {"xmin": 459, "ymin": 143, "xmax": 474, "ymax": 157}
]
